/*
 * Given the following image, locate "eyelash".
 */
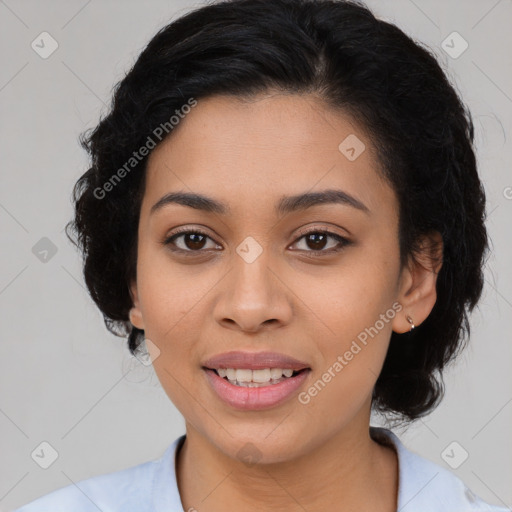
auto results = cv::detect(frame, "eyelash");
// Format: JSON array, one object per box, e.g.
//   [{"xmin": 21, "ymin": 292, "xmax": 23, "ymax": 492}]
[{"xmin": 162, "ymin": 226, "xmax": 351, "ymax": 257}]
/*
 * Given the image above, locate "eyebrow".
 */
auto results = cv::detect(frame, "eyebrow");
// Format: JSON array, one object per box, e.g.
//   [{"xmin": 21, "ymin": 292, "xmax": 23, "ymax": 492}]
[{"xmin": 150, "ymin": 189, "xmax": 370, "ymax": 216}]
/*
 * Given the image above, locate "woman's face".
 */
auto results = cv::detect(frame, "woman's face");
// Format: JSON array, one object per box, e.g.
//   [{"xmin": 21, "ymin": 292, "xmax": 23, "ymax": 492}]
[{"xmin": 130, "ymin": 92, "xmax": 414, "ymax": 463}]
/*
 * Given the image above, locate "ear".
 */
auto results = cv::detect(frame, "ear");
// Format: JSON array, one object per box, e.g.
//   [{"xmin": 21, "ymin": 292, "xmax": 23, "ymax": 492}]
[
  {"xmin": 392, "ymin": 230, "xmax": 443, "ymax": 334},
  {"xmin": 129, "ymin": 279, "xmax": 145, "ymax": 330}
]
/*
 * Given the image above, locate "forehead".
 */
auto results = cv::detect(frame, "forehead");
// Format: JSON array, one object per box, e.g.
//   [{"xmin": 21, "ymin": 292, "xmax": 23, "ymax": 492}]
[{"xmin": 142, "ymin": 93, "xmax": 396, "ymax": 219}]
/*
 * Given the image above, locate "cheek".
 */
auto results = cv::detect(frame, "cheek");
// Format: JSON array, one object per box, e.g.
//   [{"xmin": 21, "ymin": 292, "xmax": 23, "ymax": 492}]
[
  {"xmin": 134, "ymin": 249, "xmax": 217, "ymax": 405},
  {"xmin": 301, "ymin": 255, "xmax": 398, "ymax": 344},
  {"xmin": 297, "ymin": 247, "xmax": 399, "ymax": 397},
  {"xmin": 298, "ymin": 294, "xmax": 395, "ymax": 426},
  {"xmin": 136, "ymin": 247, "xmax": 210, "ymax": 338}
]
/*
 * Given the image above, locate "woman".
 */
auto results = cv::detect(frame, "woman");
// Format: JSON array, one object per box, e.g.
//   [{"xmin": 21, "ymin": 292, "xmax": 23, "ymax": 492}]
[{"xmin": 15, "ymin": 0, "xmax": 508, "ymax": 510}]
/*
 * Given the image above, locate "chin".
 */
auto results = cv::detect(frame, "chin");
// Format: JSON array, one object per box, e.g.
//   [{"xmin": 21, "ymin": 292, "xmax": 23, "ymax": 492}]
[{"xmin": 211, "ymin": 425, "xmax": 312, "ymax": 466}]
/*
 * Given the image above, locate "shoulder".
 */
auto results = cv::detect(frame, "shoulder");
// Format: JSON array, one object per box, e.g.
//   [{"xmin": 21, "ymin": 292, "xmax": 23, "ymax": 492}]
[
  {"xmin": 13, "ymin": 436, "xmax": 185, "ymax": 512},
  {"xmin": 371, "ymin": 427, "xmax": 509, "ymax": 512},
  {"xmin": 13, "ymin": 459, "xmax": 158, "ymax": 512}
]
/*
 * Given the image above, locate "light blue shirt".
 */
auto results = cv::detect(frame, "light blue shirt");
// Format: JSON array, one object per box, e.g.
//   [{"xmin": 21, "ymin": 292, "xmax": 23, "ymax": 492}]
[{"xmin": 14, "ymin": 426, "xmax": 509, "ymax": 511}]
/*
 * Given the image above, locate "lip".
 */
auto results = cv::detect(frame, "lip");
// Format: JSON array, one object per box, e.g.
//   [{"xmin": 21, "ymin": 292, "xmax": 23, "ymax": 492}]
[
  {"xmin": 204, "ymin": 367, "xmax": 311, "ymax": 410},
  {"xmin": 202, "ymin": 351, "xmax": 310, "ymax": 371}
]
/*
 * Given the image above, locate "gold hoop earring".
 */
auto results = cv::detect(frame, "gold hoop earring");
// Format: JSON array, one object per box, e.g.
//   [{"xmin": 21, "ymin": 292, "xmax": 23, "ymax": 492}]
[{"xmin": 406, "ymin": 315, "xmax": 415, "ymax": 331}]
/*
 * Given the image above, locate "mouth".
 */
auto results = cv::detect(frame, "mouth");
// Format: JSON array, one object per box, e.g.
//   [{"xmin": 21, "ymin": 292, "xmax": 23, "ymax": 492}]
[
  {"xmin": 204, "ymin": 367, "xmax": 308, "ymax": 387},
  {"xmin": 202, "ymin": 366, "xmax": 311, "ymax": 411}
]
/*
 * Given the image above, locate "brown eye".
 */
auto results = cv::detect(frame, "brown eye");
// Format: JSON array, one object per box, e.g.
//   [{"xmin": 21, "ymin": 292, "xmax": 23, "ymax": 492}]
[
  {"xmin": 163, "ymin": 229, "xmax": 220, "ymax": 252},
  {"xmin": 180, "ymin": 233, "xmax": 208, "ymax": 250},
  {"xmin": 292, "ymin": 230, "xmax": 351, "ymax": 255},
  {"xmin": 304, "ymin": 232, "xmax": 328, "ymax": 250},
  {"xmin": 163, "ymin": 228, "xmax": 351, "ymax": 256}
]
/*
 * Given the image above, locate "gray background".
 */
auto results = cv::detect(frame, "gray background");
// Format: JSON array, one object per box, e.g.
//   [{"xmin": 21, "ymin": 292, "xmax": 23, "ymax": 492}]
[{"xmin": 0, "ymin": 0, "xmax": 511, "ymax": 510}]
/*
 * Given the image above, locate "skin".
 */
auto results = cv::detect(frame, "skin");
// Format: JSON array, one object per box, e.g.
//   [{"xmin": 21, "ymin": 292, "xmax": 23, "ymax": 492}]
[{"xmin": 129, "ymin": 92, "xmax": 443, "ymax": 512}]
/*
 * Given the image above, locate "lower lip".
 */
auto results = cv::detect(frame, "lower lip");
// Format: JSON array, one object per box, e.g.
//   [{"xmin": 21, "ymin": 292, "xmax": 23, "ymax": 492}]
[{"xmin": 203, "ymin": 368, "xmax": 310, "ymax": 411}]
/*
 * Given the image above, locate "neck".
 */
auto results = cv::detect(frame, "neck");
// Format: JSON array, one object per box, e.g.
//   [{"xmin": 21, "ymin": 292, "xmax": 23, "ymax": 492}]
[{"xmin": 176, "ymin": 414, "xmax": 398, "ymax": 511}]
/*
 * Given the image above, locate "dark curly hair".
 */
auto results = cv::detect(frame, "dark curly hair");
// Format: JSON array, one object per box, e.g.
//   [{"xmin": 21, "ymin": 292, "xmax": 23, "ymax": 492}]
[{"xmin": 65, "ymin": 0, "xmax": 489, "ymax": 426}]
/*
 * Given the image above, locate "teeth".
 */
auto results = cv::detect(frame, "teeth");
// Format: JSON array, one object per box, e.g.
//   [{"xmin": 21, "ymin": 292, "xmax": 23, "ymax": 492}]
[
  {"xmin": 252, "ymin": 369, "xmax": 271, "ymax": 382},
  {"xmin": 270, "ymin": 368, "xmax": 282, "ymax": 379},
  {"xmin": 236, "ymin": 369, "xmax": 253, "ymax": 382},
  {"xmin": 213, "ymin": 367, "xmax": 300, "ymax": 386}
]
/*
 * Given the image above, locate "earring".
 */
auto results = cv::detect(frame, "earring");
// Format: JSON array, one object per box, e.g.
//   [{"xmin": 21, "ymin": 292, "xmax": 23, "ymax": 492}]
[{"xmin": 406, "ymin": 315, "xmax": 415, "ymax": 331}]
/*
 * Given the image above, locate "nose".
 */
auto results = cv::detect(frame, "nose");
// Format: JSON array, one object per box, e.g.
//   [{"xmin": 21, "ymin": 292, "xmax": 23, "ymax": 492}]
[{"xmin": 213, "ymin": 250, "xmax": 293, "ymax": 334}]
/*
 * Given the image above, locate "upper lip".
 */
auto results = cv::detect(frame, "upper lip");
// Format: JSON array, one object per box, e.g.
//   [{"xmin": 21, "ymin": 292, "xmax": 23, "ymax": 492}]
[{"xmin": 203, "ymin": 351, "xmax": 310, "ymax": 370}]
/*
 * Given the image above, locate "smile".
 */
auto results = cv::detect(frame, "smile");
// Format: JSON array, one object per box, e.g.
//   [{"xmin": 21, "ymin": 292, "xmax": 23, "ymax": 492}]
[
  {"xmin": 203, "ymin": 367, "xmax": 310, "ymax": 410},
  {"xmin": 214, "ymin": 367, "xmax": 302, "ymax": 387}
]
